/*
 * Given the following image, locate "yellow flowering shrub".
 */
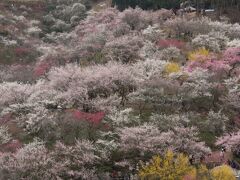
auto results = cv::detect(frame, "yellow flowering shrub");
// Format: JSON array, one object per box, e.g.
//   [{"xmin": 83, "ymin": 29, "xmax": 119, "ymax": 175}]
[
  {"xmin": 183, "ymin": 168, "xmax": 197, "ymax": 180},
  {"xmin": 164, "ymin": 62, "xmax": 181, "ymax": 74},
  {"xmin": 211, "ymin": 165, "xmax": 235, "ymax": 180},
  {"xmin": 138, "ymin": 152, "xmax": 236, "ymax": 180},
  {"xmin": 197, "ymin": 165, "xmax": 211, "ymax": 180},
  {"xmin": 184, "ymin": 165, "xmax": 211, "ymax": 180},
  {"xmin": 138, "ymin": 151, "xmax": 193, "ymax": 180},
  {"xmin": 188, "ymin": 48, "xmax": 210, "ymax": 62}
]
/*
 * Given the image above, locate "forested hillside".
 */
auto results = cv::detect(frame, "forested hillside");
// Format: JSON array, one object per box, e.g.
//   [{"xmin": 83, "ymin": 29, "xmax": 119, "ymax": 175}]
[
  {"xmin": 112, "ymin": 0, "xmax": 181, "ymax": 10},
  {"xmin": 112, "ymin": 0, "xmax": 240, "ymax": 10},
  {"xmin": 0, "ymin": 0, "xmax": 240, "ymax": 179},
  {"xmin": 112, "ymin": 0, "xmax": 240, "ymax": 22}
]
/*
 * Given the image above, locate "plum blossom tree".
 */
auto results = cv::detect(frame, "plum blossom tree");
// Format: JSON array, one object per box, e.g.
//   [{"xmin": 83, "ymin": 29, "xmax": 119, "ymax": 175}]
[
  {"xmin": 221, "ymin": 77, "xmax": 240, "ymax": 110},
  {"xmin": 165, "ymin": 17, "xmax": 240, "ymax": 39},
  {"xmin": 129, "ymin": 76, "xmax": 181, "ymax": 114},
  {"xmin": 73, "ymin": 31, "xmax": 107, "ymax": 63},
  {"xmin": 203, "ymin": 111, "xmax": 228, "ymax": 136},
  {"xmin": 46, "ymin": 62, "xmax": 136, "ymax": 110},
  {"xmin": 209, "ymin": 21, "xmax": 240, "ymax": 39},
  {"xmin": 142, "ymin": 25, "xmax": 166, "ymax": 42},
  {"xmin": 50, "ymin": 140, "xmax": 98, "ymax": 179},
  {"xmin": 103, "ymin": 35, "xmax": 143, "ymax": 63},
  {"xmin": 192, "ymin": 31, "xmax": 229, "ymax": 52},
  {"xmin": 0, "ymin": 126, "xmax": 11, "ymax": 145},
  {"xmin": 223, "ymin": 47, "xmax": 240, "ymax": 65},
  {"xmin": 164, "ymin": 17, "xmax": 211, "ymax": 38},
  {"xmin": 160, "ymin": 47, "xmax": 183, "ymax": 62},
  {"xmin": 43, "ymin": 0, "xmax": 87, "ymax": 32},
  {"xmin": 149, "ymin": 113, "xmax": 190, "ymax": 131},
  {"xmin": 120, "ymin": 7, "xmax": 150, "ymax": 31},
  {"xmin": 118, "ymin": 125, "xmax": 210, "ymax": 157},
  {"xmin": 227, "ymin": 39, "xmax": 240, "ymax": 48},
  {"xmin": 0, "ymin": 139, "xmax": 98, "ymax": 180},
  {"xmin": 131, "ymin": 59, "xmax": 167, "ymax": 81},
  {"xmin": 118, "ymin": 124, "xmax": 174, "ymax": 154},
  {"xmin": 0, "ymin": 82, "xmax": 32, "ymax": 108},
  {"xmin": 0, "ymin": 140, "xmax": 54, "ymax": 179},
  {"xmin": 216, "ymin": 131, "xmax": 240, "ymax": 154}
]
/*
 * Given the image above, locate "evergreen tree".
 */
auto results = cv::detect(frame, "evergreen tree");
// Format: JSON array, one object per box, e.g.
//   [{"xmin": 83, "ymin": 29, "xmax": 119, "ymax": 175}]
[{"xmin": 112, "ymin": 0, "xmax": 181, "ymax": 11}]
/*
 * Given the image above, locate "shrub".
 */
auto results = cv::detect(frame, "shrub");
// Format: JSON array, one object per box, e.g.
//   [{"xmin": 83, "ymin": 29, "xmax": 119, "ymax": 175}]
[
  {"xmin": 188, "ymin": 48, "xmax": 210, "ymax": 62},
  {"xmin": 139, "ymin": 151, "xmax": 194, "ymax": 180},
  {"xmin": 211, "ymin": 165, "xmax": 235, "ymax": 180},
  {"xmin": 164, "ymin": 62, "xmax": 181, "ymax": 74},
  {"xmin": 183, "ymin": 165, "xmax": 211, "ymax": 180}
]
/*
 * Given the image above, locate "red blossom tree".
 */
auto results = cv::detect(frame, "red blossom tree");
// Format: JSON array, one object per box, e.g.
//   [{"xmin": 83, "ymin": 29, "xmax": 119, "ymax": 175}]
[
  {"xmin": 71, "ymin": 110, "xmax": 105, "ymax": 125},
  {"xmin": 34, "ymin": 62, "xmax": 52, "ymax": 77}
]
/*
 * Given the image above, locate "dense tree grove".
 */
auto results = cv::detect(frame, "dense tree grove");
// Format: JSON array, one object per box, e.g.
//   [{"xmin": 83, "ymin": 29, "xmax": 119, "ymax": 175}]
[
  {"xmin": 112, "ymin": 0, "xmax": 240, "ymax": 13},
  {"xmin": 0, "ymin": 0, "xmax": 240, "ymax": 179},
  {"xmin": 112, "ymin": 0, "xmax": 181, "ymax": 10}
]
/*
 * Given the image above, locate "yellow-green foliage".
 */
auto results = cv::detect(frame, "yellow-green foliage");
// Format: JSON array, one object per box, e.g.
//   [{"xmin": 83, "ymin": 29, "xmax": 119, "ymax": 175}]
[
  {"xmin": 164, "ymin": 62, "xmax": 180, "ymax": 74},
  {"xmin": 211, "ymin": 165, "xmax": 236, "ymax": 180},
  {"xmin": 188, "ymin": 48, "xmax": 210, "ymax": 62},
  {"xmin": 197, "ymin": 165, "xmax": 211, "ymax": 180},
  {"xmin": 139, "ymin": 153, "xmax": 236, "ymax": 180},
  {"xmin": 184, "ymin": 165, "xmax": 235, "ymax": 180},
  {"xmin": 138, "ymin": 150, "xmax": 193, "ymax": 180},
  {"xmin": 184, "ymin": 165, "xmax": 211, "ymax": 180}
]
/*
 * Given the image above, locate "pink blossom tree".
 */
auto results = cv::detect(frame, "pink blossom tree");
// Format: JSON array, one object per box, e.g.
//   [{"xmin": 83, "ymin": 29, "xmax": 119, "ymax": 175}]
[{"xmin": 216, "ymin": 131, "xmax": 240, "ymax": 155}]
